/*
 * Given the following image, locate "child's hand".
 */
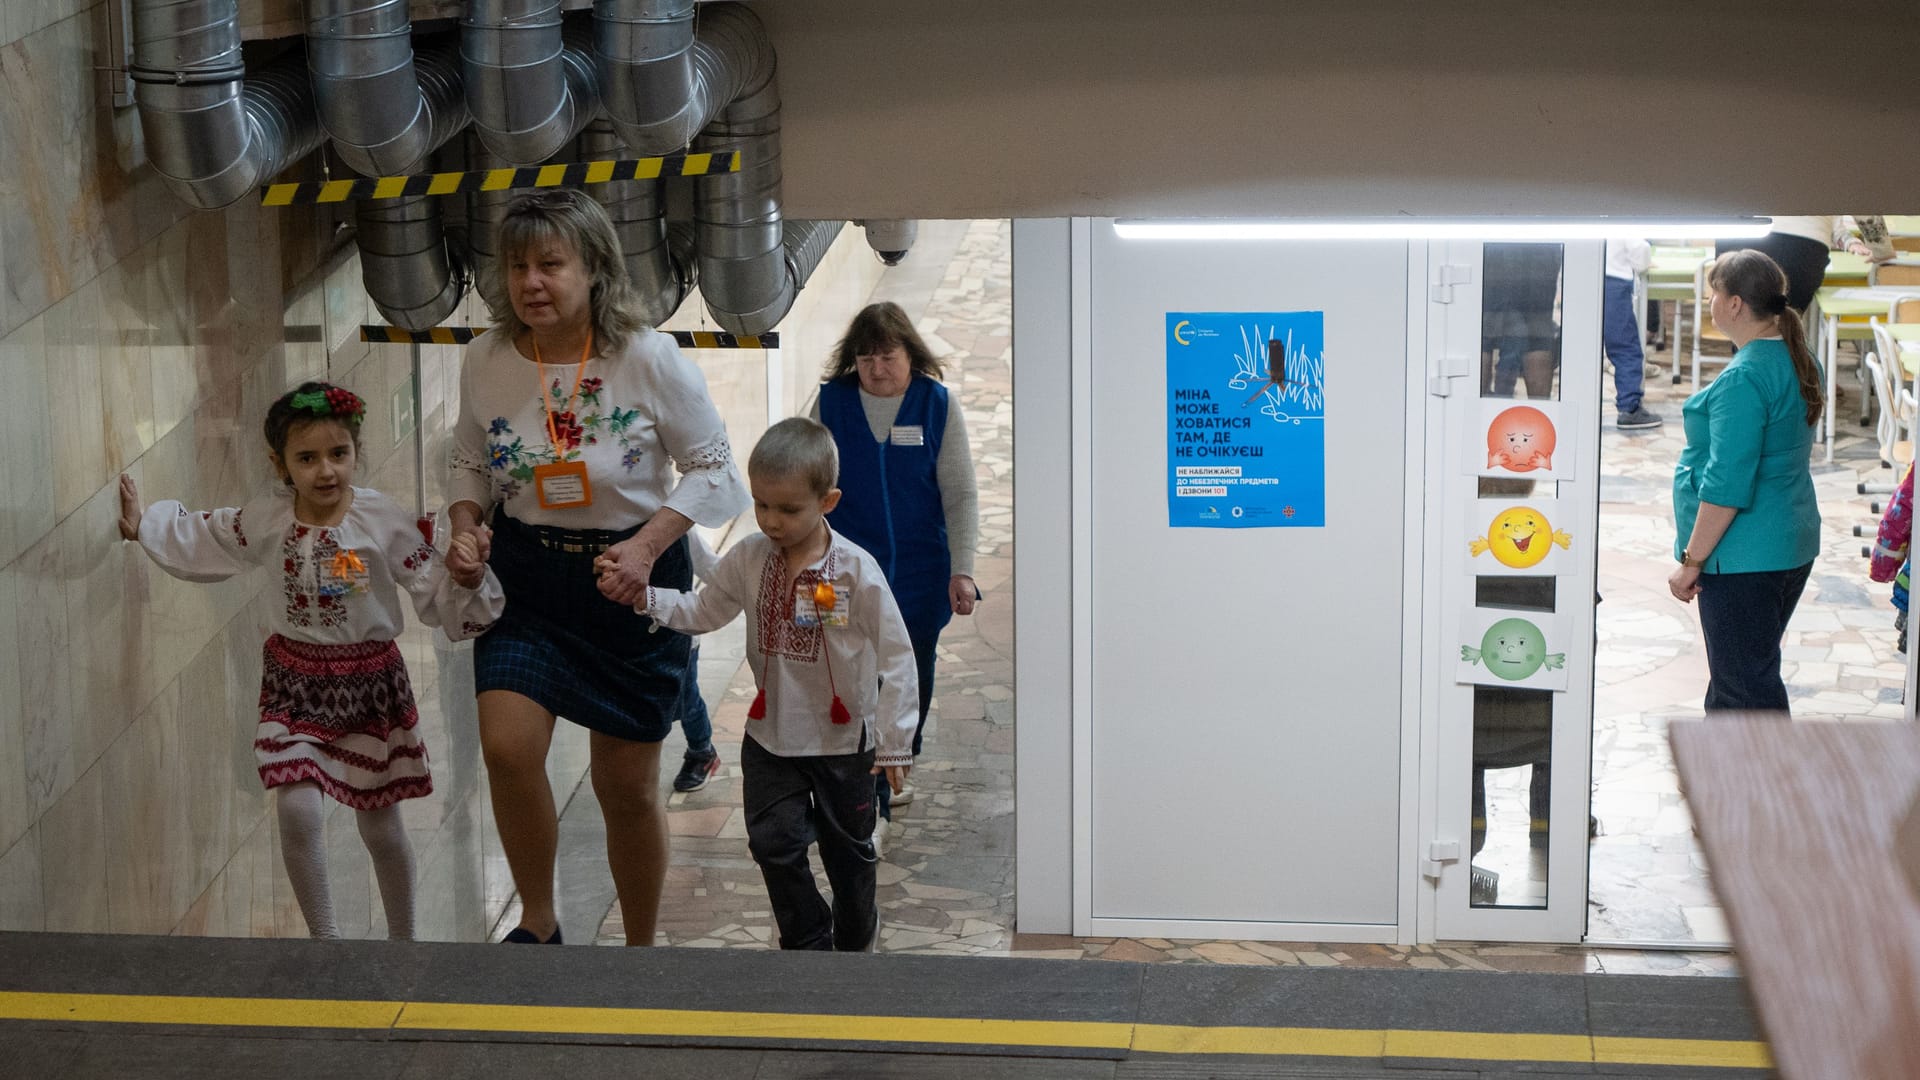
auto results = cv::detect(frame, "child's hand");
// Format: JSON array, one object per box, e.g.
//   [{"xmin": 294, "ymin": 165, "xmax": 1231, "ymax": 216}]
[
  {"xmin": 116, "ymin": 474, "xmax": 143, "ymax": 541},
  {"xmin": 872, "ymin": 763, "xmax": 909, "ymax": 794},
  {"xmin": 447, "ymin": 531, "xmax": 486, "ymax": 589}
]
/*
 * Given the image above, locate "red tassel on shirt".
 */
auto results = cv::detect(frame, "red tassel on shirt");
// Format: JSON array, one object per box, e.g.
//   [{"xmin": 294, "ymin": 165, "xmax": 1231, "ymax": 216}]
[
  {"xmin": 748, "ymin": 689, "xmax": 767, "ymax": 720},
  {"xmin": 830, "ymin": 695, "xmax": 851, "ymax": 724}
]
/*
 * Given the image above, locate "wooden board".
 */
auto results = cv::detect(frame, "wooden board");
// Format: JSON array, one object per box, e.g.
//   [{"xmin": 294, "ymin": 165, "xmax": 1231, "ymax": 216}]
[{"xmin": 1669, "ymin": 717, "xmax": 1920, "ymax": 1080}]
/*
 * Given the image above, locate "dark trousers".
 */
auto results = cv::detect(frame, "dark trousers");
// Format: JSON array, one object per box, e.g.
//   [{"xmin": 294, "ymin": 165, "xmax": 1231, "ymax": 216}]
[
  {"xmin": 1602, "ymin": 275, "xmax": 1646, "ymax": 413},
  {"xmin": 876, "ymin": 630, "xmax": 940, "ymax": 820},
  {"xmin": 741, "ymin": 735, "xmax": 878, "ymax": 951},
  {"xmin": 1696, "ymin": 562, "xmax": 1813, "ymax": 713}
]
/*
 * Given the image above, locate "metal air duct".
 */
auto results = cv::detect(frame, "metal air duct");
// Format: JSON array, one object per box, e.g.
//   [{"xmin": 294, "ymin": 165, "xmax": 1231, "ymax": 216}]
[
  {"xmin": 463, "ymin": 1, "xmax": 600, "ymax": 164},
  {"xmin": 593, "ymin": 0, "xmax": 760, "ymax": 156},
  {"xmin": 307, "ymin": 0, "xmax": 464, "ymax": 176},
  {"xmin": 581, "ymin": 120, "xmax": 695, "ymax": 327},
  {"xmin": 356, "ymin": 194, "xmax": 467, "ymax": 330},
  {"xmin": 465, "ymin": 135, "xmax": 517, "ymax": 319},
  {"xmin": 130, "ymin": 0, "xmax": 327, "ymax": 209}
]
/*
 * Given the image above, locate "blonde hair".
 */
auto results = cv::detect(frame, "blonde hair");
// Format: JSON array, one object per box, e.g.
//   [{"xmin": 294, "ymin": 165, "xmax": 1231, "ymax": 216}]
[
  {"xmin": 748, "ymin": 417, "xmax": 839, "ymax": 496},
  {"xmin": 491, "ymin": 189, "xmax": 646, "ymax": 350}
]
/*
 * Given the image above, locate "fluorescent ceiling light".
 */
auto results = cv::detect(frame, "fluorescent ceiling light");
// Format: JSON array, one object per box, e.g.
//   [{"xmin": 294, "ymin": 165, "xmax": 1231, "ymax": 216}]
[{"xmin": 1111, "ymin": 217, "xmax": 1773, "ymax": 241}]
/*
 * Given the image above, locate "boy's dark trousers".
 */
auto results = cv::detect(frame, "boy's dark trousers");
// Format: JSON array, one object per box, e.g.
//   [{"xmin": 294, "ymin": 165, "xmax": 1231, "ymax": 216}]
[{"xmin": 740, "ymin": 734, "xmax": 879, "ymax": 951}]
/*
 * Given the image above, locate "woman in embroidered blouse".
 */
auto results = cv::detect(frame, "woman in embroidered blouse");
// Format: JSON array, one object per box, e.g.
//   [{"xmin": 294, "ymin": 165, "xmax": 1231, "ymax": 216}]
[
  {"xmin": 445, "ymin": 189, "xmax": 748, "ymax": 946},
  {"xmin": 1668, "ymin": 249, "xmax": 1823, "ymax": 713},
  {"xmin": 811, "ymin": 302, "xmax": 980, "ymax": 826}
]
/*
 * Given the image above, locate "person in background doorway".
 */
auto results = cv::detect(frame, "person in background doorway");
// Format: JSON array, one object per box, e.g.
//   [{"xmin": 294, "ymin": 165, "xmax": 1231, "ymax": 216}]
[
  {"xmin": 444, "ymin": 189, "xmax": 749, "ymax": 946},
  {"xmin": 1605, "ymin": 237, "xmax": 1663, "ymax": 430},
  {"xmin": 1718, "ymin": 215, "xmax": 1894, "ymax": 313},
  {"xmin": 811, "ymin": 302, "xmax": 980, "ymax": 848},
  {"xmin": 1668, "ymin": 250, "xmax": 1822, "ymax": 713}
]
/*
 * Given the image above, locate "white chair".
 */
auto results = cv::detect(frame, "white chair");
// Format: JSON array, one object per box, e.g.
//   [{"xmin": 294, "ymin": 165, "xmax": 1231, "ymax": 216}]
[
  {"xmin": 1863, "ymin": 318, "xmax": 1915, "ymax": 470},
  {"xmin": 1689, "ymin": 258, "xmax": 1733, "ymax": 388}
]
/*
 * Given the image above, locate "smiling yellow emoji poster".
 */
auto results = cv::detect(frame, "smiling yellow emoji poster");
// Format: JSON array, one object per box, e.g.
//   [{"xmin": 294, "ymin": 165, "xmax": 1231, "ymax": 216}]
[{"xmin": 1467, "ymin": 498, "xmax": 1572, "ymax": 576}]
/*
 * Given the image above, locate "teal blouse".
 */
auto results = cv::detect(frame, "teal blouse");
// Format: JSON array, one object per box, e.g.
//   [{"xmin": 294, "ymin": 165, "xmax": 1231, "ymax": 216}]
[{"xmin": 1671, "ymin": 338, "xmax": 1820, "ymax": 573}]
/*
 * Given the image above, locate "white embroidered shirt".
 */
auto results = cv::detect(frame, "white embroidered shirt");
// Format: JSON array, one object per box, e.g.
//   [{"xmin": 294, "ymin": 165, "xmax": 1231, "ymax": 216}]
[
  {"xmin": 641, "ymin": 531, "xmax": 918, "ymax": 766},
  {"xmin": 134, "ymin": 487, "xmax": 504, "ymax": 644}
]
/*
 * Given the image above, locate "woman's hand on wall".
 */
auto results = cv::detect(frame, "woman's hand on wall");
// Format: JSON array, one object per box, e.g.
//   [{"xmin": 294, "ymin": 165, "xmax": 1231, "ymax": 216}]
[
  {"xmin": 594, "ymin": 537, "xmax": 657, "ymax": 605},
  {"xmin": 949, "ymin": 574, "xmax": 979, "ymax": 615}
]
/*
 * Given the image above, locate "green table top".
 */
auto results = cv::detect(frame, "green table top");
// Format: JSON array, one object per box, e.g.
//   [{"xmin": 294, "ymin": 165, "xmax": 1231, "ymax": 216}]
[
  {"xmin": 1889, "ymin": 323, "xmax": 1920, "ymax": 342},
  {"xmin": 1825, "ymin": 251, "xmax": 1872, "ymax": 284},
  {"xmin": 1815, "ymin": 287, "xmax": 1920, "ymax": 318},
  {"xmin": 1888, "ymin": 215, "xmax": 1920, "ymax": 236}
]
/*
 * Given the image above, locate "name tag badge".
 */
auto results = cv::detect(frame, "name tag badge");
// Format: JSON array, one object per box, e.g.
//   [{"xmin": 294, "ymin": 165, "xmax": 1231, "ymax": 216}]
[
  {"xmin": 532, "ymin": 460, "xmax": 593, "ymax": 510},
  {"xmin": 793, "ymin": 580, "xmax": 851, "ymax": 628},
  {"xmin": 889, "ymin": 424, "xmax": 924, "ymax": 447}
]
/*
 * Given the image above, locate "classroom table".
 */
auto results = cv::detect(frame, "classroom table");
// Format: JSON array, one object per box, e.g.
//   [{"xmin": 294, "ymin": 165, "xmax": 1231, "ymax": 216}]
[
  {"xmin": 1814, "ymin": 287, "xmax": 1920, "ymax": 462},
  {"xmin": 1888, "ymin": 215, "xmax": 1920, "ymax": 237}
]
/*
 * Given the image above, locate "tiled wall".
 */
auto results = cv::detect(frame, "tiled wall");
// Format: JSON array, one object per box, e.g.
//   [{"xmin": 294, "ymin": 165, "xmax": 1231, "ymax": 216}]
[{"xmin": 0, "ymin": 3, "xmax": 885, "ymax": 940}]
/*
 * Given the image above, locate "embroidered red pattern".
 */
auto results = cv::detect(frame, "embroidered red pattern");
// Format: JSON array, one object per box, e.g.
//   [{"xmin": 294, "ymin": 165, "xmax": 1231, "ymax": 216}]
[
  {"xmin": 281, "ymin": 526, "xmax": 351, "ymax": 628},
  {"xmin": 402, "ymin": 543, "xmax": 436, "ymax": 572},
  {"xmin": 755, "ymin": 547, "xmax": 840, "ymax": 662}
]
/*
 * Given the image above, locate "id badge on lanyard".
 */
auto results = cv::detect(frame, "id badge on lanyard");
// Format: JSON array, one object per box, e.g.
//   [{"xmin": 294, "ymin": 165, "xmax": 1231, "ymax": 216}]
[{"xmin": 532, "ymin": 335, "xmax": 596, "ymax": 511}]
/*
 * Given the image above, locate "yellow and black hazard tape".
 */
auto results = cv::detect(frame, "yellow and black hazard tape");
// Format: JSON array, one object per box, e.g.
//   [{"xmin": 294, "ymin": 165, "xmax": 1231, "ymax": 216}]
[
  {"xmin": 360, "ymin": 325, "xmax": 778, "ymax": 350},
  {"xmin": 263, "ymin": 153, "xmax": 741, "ymax": 207}
]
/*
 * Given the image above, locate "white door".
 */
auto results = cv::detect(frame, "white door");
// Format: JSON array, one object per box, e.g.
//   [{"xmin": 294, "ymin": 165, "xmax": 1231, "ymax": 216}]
[
  {"xmin": 1424, "ymin": 240, "xmax": 1601, "ymax": 942},
  {"xmin": 1080, "ymin": 222, "xmax": 1423, "ymax": 941}
]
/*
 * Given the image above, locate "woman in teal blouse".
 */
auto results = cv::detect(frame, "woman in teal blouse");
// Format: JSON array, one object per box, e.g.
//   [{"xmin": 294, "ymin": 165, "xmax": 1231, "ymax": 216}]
[{"xmin": 1668, "ymin": 249, "xmax": 1822, "ymax": 713}]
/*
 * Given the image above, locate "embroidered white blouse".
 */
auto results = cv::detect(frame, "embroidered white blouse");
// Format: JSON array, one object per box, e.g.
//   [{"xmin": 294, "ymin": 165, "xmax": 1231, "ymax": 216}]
[
  {"xmin": 641, "ymin": 531, "xmax": 918, "ymax": 767},
  {"xmin": 447, "ymin": 328, "xmax": 749, "ymax": 530},
  {"xmin": 134, "ymin": 487, "xmax": 505, "ymax": 644}
]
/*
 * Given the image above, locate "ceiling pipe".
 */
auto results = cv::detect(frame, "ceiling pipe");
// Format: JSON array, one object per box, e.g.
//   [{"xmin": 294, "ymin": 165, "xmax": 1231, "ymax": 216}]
[
  {"xmin": 465, "ymin": 134, "xmax": 517, "ymax": 319},
  {"xmin": 307, "ymin": 0, "xmax": 464, "ymax": 176},
  {"xmin": 593, "ymin": 0, "xmax": 757, "ymax": 156},
  {"xmin": 581, "ymin": 119, "xmax": 697, "ymax": 327},
  {"xmin": 129, "ymin": 0, "xmax": 327, "ymax": 209},
  {"xmin": 353, "ymin": 45, "xmax": 471, "ymax": 330},
  {"xmin": 462, "ymin": 1, "xmax": 599, "ymax": 165}
]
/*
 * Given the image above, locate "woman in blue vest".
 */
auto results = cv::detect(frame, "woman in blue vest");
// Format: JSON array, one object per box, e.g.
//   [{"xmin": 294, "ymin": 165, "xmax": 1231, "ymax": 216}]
[
  {"xmin": 812, "ymin": 303, "xmax": 980, "ymax": 833},
  {"xmin": 1668, "ymin": 249, "xmax": 1822, "ymax": 713}
]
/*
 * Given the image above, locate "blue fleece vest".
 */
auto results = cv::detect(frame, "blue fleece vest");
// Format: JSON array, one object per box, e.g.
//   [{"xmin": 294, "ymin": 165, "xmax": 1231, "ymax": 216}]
[{"xmin": 819, "ymin": 375, "xmax": 952, "ymax": 642}]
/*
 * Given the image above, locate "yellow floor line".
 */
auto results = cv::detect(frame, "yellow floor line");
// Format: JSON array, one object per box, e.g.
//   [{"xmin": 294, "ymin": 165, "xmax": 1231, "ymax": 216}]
[{"xmin": 0, "ymin": 990, "xmax": 1771, "ymax": 1070}]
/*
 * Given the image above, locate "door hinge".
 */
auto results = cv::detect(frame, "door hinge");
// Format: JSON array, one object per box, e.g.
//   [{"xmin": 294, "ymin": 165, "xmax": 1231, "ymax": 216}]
[
  {"xmin": 1422, "ymin": 839, "xmax": 1462, "ymax": 880},
  {"xmin": 1430, "ymin": 263, "xmax": 1474, "ymax": 304},
  {"xmin": 1427, "ymin": 356, "xmax": 1473, "ymax": 397}
]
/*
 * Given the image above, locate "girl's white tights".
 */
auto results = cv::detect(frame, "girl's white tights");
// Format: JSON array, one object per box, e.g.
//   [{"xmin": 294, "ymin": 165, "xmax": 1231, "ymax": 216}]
[{"xmin": 274, "ymin": 782, "xmax": 417, "ymax": 940}]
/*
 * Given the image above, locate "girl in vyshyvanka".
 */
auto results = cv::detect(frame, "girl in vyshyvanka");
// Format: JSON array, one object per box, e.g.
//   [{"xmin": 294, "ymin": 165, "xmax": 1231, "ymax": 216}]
[{"xmin": 117, "ymin": 381, "xmax": 504, "ymax": 940}]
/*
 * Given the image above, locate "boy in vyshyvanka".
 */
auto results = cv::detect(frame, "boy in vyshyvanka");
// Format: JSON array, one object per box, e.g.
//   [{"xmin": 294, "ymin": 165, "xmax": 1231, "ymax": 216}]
[{"xmin": 636, "ymin": 418, "xmax": 916, "ymax": 951}]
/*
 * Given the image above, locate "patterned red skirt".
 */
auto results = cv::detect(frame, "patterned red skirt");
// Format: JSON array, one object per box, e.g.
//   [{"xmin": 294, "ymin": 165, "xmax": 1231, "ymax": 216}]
[{"xmin": 256, "ymin": 635, "xmax": 431, "ymax": 809}]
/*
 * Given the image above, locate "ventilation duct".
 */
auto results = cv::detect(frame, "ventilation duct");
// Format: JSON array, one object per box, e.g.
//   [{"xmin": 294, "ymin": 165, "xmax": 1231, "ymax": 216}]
[
  {"xmin": 356, "ymin": 194, "xmax": 468, "ymax": 330},
  {"xmin": 307, "ymin": 1, "xmax": 465, "ymax": 175},
  {"xmin": 594, "ymin": 0, "xmax": 758, "ymax": 156},
  {"xmin": 465, "ymin": 135, "xmax": 517, "ymax": 319},
  {"xmin": 581, "ymin": 120, "xmax": 696, "ymax": 326},
  {"xmin": 463, "ymin": 1, "xmax": 600, "ymax": 164},
  {"xmin": 129, "ymin": 0, "xmax": 327, "ymax": 209}
]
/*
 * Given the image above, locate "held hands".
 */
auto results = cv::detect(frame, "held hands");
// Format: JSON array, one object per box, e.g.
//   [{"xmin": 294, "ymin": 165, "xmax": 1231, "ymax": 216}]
[
  {"xmin": 949, "ymin": 574, "xmax": 979, "ymax": 616},
  {"xmin": 444, "ymin": 524, "xmax": 492, "ymax": 588},
  {"xmin": 593, "ymin": 536, "xmax": 655, "ymax": 605},
  {"xmin": 116, "ymin": 474, "xmax": 144, "ymax": 541},
  {"xmin": 1668, "ymin": 564, "xmax": 1702, "ymax": 603},
  {"xmin": 445, "ymin": 530, "xmax": 489, "ymax": 589},
  {"xmin": 871, "ymin": 763, "xmax": 909, "ymax": 794}
]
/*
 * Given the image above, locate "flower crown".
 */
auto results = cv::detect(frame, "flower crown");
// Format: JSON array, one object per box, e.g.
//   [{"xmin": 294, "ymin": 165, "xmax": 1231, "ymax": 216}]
[{"xmin": 289, "ymin": 386, "xmax": 366, "ymax": 424}]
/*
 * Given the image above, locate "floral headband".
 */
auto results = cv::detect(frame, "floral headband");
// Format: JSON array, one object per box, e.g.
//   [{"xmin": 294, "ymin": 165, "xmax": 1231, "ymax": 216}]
[{"xmin": 289, "ymin": 386, "xmax": 366, "ymax": 423}]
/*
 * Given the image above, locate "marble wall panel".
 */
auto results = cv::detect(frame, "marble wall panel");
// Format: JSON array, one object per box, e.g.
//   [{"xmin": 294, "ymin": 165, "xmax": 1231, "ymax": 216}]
[
  {"xmin": 46, "ymin": 277, "xmax": 108, "ymax": 520},
  {"xmin": 38, "ymin": 756, "xmax": 107, "ymax": 932},
  {"xmin": 101, "ymin": 682, "xmax": 188, "ymax": 934},
  {"xmin": 0, "ymin": 828, "xmax": 44, "ymax": 931},
  {"xmin": 0, "ymin": 315, "xmax": 55, "ymax": 570},
  {"xmin": 64, "ymin": 468, "xmax": 162, "ymax": 771},
  {"xmin": 0, "ymin": 564, "xmax": 28, "ymax": 853},
  {"xmin": 15, "ymin": 531, "xmax": 74, "ymax": 819}
]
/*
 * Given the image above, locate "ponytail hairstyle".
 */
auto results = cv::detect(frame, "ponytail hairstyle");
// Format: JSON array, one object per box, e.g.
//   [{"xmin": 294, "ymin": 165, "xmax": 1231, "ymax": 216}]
[{"xmin": 1707, "ymin": 249, "xmax": 1822, "ymax": 425}]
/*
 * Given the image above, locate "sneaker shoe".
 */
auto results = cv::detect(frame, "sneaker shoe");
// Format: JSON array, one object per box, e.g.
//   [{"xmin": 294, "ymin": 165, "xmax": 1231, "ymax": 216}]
[
  {"xmin": 890, "ymin": 779, "xmax": 916, "ymax": 806},
  {"xmin": 673, "ymin": 747, "xmax": 720, "ymax": 793},
  {"xmin": 1616, "ymin": 407, "xmax": 1664, "ymax": 430}
]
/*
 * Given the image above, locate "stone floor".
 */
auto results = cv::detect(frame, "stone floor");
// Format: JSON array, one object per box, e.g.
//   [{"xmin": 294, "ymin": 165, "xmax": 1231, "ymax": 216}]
[{"xmin": 574, "ymin": 227, "xmax": 1916, "ymax": 979}]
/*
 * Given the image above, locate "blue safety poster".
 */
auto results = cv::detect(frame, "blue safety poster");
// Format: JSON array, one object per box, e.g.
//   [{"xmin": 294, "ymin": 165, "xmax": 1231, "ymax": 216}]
[{"xmin": 1166, "ymin": 311, "xmax": 1326, "ymax": 528}]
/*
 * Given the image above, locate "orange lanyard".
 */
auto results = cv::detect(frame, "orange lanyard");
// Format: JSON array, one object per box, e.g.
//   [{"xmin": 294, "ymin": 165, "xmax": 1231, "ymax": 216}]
[{"xmin": 532, "ymin": 334, "xmax": 593, "ymax": 454}]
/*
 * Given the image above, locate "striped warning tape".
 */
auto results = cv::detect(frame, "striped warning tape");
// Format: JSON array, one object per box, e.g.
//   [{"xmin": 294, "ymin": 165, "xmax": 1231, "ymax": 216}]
[
  {"xmin": 263, "ymin": 153, "xmax": 741, "ymax": 207},
  {"xmin": 359, "ymin": 326, "xmax": 778, "ymax": 350}
]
